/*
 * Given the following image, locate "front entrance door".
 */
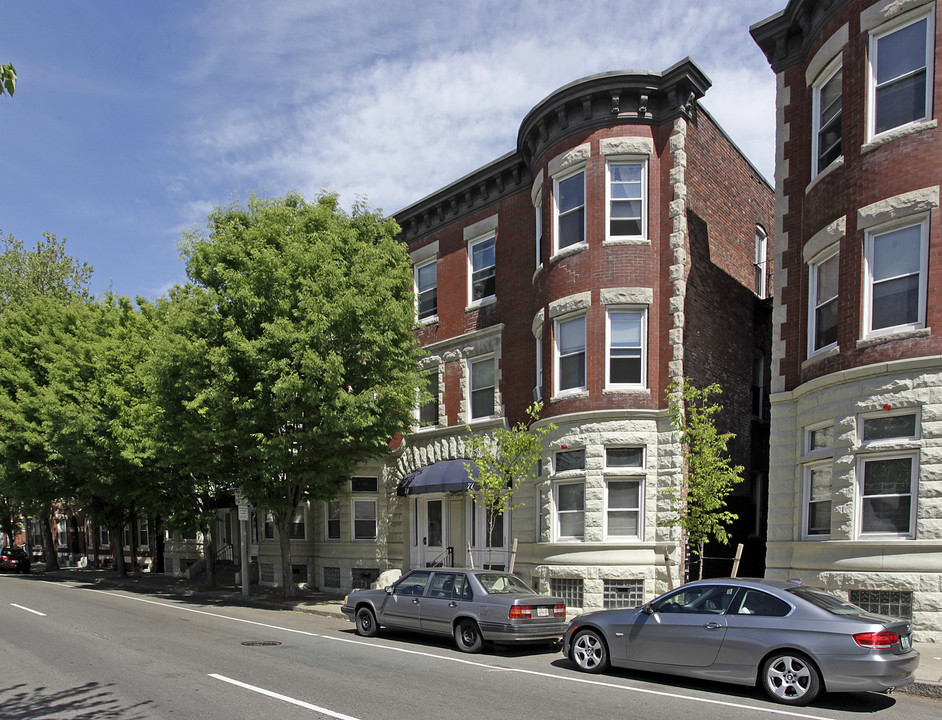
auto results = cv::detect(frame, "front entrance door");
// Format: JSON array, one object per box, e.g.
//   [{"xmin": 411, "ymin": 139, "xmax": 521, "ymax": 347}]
[{"xmin": 413, "ymin": 496, "xmax": 447, "ymax": 567}]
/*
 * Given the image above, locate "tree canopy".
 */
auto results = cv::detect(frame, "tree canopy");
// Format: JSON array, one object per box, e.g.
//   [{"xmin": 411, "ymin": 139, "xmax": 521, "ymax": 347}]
[
  {"xmin": 664, "ymin": 378, "xmax": 744, "ymax": 581},
  {"xmin": 175, "ymin": 191, "xmax": 425, "ymax": 594},
  {"xmin": 0, "ymin": 63, "xmax": 15, "ymax": 97}
]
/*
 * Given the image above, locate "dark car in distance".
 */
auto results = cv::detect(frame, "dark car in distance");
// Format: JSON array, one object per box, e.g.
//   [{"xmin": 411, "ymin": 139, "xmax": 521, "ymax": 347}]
[
  {"xmin": 0, "ymin": 547, "xmax": 31, "ymax": 574},
  {"xmin": 563, "ymin": 577, "xmax": 919, "ymax": 706},
  {"xmin": 341, "ymin": 568, "xmax": 566, "ymax": 653}
]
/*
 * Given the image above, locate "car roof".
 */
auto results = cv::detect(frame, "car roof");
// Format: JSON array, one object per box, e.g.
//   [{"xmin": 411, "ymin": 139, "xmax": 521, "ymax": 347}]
[{"xmin": 681, "ymin": 577, "xmax": 802, "ymax": 592}]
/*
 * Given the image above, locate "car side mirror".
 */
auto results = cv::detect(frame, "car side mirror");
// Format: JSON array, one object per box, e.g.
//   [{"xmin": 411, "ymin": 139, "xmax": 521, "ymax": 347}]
[
  {"xmin": 642, "ymin": 602, "xmax": 655, "ymax": 615},
  {"xmin": 384, "ymin": 586, "xmax": 393, "ymax": 594}
]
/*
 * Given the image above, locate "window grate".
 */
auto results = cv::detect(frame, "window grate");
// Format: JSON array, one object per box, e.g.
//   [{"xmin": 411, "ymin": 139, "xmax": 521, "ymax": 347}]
[
  {"xmin": 323, "ymin": 566, "xmax": 340, "ymax": 588},
  {"xmin": 849, "ymin": 590, "xmax": 912, "ymax": 619},
  {"xmin": 352, "ymin": 568, "xmax": 379, "ymax": 590},
  {"xmin": 603, "ymin": 579, "xmax": 644, "ymax": 609},
  {"xmin": 551, "ymin": 578, "xmax": 584, "ymax": 609}
]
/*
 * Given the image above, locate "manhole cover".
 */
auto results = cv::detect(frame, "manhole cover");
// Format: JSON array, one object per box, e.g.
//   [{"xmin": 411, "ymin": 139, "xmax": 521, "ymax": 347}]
[{"xmin": 241, "ymin": 640, "xmax": 282, "ymax": 647}]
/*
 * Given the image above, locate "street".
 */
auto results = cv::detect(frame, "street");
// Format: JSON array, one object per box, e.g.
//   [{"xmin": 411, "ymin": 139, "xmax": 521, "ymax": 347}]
[{"xmin": 2, "ymin": 573, "xmax": 940, "ymax": 720}]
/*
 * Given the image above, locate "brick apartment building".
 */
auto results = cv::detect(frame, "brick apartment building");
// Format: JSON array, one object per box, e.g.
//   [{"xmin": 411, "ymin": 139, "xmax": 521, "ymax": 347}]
[
  {"xmin": 752, "ymin": 0, "xmax": 942, "ymax": 639},
  {"xmin": 269, "ymin": 58, "xmax": 775, "ymax": 613}
]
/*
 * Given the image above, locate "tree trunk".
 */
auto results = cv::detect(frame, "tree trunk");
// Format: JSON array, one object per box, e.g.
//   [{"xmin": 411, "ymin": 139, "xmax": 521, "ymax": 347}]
[
  {"xmin": 39, "ymin": 505, "xmax": 59, "ymax": 570},
  {"xmin": 276, "ymin": 512, "xmax": 294, "ymax": 599},
  {"xmin": 112, "ymin": 524, "xmax": 126, "ymax": 575},
  {"xmin": 202, "ymin": 522, "xmax": 216, "ymax": 586},
  {"xmin": 129, "ymin": 516, "xmax": 139, "ymax": 572},
  {"xmin": 154, "ymin": 514, "xmax": 165, "ymax": 574}
]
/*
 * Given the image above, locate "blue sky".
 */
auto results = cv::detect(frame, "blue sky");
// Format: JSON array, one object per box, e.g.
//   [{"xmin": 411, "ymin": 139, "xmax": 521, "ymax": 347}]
[{"xmin": 1, "ymin": 0, "xmax": 784, "ymax": 299}]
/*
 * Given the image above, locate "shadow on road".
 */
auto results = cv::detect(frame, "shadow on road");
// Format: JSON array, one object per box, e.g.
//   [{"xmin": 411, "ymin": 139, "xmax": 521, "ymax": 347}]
[
  {"xmin": 547, "ymin": 657, "xmax": 898, "ymax": 712},
  {"xmin": 0, "ymin": 681, "xmax": 152, "ymax": 720}
]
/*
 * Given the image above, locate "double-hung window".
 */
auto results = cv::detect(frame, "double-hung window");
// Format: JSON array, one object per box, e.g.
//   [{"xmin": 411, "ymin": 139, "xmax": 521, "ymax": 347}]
[
  {"xmin": 812, "ymin": 60, "xmax": 842, "ymax": 175},
  {"xmin": 352, "ymin": 477, "xmax": 378, "ymax": 540},
  {"xmin": 755, "ymin": 226, "xmax": 769, "ymax": 298},
  {"xmin": 469, "ymin": 234, "xmax": 496, "ymax": 304},
  {"xmin": 555, "ymin": 168, "xmax": 585, "ymax": 251},
  {"xmin": 290, "ymin": 506, "xmax": 306, "ymax": 539},
  {"xmin": 804, "ymin": 462, "xmax": 832, "ymax": 538},
  {"xmin": 326, "ymin": 500, "xmax": 341, "ymax": 540},
  {"xmin": 870, "ymin": 12, "xmax": 933, "ymax": 138},
  {"xmin": 864, "ymin": 218, "xmax": 928, "ymax": 335},
  {"xmin": 809, "ymin": 249, "xmax": 839, "ymax": 354},
  {"xmin": 415, "ymin": 258, "xmax": 437, "ymax": 321},
  {"xmin": 607, "ymin": 160, "xmax": 646, "ymax": 239},
  {"xmin": 555, "ymin": 315, "xmax": 586, "ymax": 394},
  {"xmin": 604, "ymin": 446, "xmax": 643, "ymax": 540},
  {"xmin": 556, "ymin": 482, "xmax": 585, "ymax": 540},
  {"xmin": 606, "ymin": 309, "xmax": 645, "ymax": 387},
  {"xmin": 418, "ymin": 369, "xmax": 439, "ymax": 427},
  {"xmin": 859, "ymin": 454, "xmax": 917, "ymax": 537},
  {"xmin": 470, "ymin": 357, "xmax": 495, "ymax": 419}
]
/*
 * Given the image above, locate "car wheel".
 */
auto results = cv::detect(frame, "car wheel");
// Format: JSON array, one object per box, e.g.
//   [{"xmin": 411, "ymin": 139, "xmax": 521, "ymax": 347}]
[
  {"xmin": 454, "ymin": 619, "xmax": 483, "ymax": 653},
  {"xmin": 760, "ymin": 652, "xmax": 821, "ymax": 706},
  {"xmin": 355, "ymin": 607, "xmax": 378, "ymax": 638},
  {"xmin": 570, "ymin": 629, "xmax": 609, "ymax": 674}
]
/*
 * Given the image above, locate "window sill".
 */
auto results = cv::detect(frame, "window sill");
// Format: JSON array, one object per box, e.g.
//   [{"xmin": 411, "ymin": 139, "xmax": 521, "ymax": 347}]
[
  {"xmin": 551, "ymin": 390, "xmax": 588, "ymax": 403},
  {"xmin": 862, "ymin": 119, "xmax": 937, "ymax": 155},
  {"xmin": 465, "ymin": 296, "xmax": 496, "ymax": 313},
  {"xmin": 550, "ymin": 243, "xmax": 588, "ymax": 264},
  {"xmin": 801, "ymin": 345, "xmax": 839, "ymax": 369},
  {"xmin": 603, "ymin": 237, "xmax": 650, "ymax": 247},
  {"xmin": 418, "ymin": 314, "xmax": 439, "ymax": 326},
  {"xmin": 805, "ymin": 156, "xmax": 844, "ymax": 194},
  {"xmin": 602, "ymin": 387, "xmax": 650, "ymax": 395},
  {"xmin": 856, "ymin": 326, "xmax": 929, "ymax": 349}
]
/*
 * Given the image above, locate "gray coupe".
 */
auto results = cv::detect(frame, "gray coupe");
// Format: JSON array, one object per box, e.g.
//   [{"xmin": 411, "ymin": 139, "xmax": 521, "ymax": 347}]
[
  {"xmin": 341, "ymin": 568, "xmax": 567, "ymax": 653},
  {"xmin": 562, "ymin": 577, "xmax": 919, "ymax": 706}
]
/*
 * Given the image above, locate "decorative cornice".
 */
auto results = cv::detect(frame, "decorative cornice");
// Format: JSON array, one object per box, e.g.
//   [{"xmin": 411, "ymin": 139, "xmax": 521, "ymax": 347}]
[
  {"xmin": 393, "ymin": 59, "xmax": 712, "ymax": 245},
  {"xmin": 751, "ymin": 0, "xmax": 851, "ymax": 73}
]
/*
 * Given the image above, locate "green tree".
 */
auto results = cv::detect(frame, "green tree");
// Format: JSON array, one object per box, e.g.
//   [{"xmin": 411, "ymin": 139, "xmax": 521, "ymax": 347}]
[
  {"xmin": 664, "ymin": 378, "xmax": 744, "ymax": 581},
  {"xmin": 464, "ymin": 403, "xmax": 555, "ymax": 569},
  {"xmin": 1, "ymin": 63, "xmax": 15, "ymax": 97},
  {"xmin": 1, "ymin": 232, "xmax": 93, "ymax": 312},
  {"xmin": 176, "ymin": 192, "xmax": 425, "ymax": 596}
]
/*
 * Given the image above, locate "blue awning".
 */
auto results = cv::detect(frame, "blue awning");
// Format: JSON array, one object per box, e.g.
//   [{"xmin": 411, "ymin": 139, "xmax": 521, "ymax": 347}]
[{"xmin": 397, "ymin": 459, "xmax": 479, "ymax": 496}]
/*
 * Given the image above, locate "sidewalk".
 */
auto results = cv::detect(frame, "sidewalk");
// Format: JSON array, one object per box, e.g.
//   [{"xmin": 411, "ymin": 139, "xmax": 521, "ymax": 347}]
[{"xmin": 32, "ymin": 565, "xmax": 942, "ymax": 698}]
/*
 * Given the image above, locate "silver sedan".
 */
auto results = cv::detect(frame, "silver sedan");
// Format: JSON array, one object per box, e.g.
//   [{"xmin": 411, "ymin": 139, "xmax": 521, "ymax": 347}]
[
  {"xmin": 562, "ymin": 577, "xmax": 919, "ymax": 706},
  {"xmin": 342, "ymin": 568, "xmax": 567, "ymax": 653}
]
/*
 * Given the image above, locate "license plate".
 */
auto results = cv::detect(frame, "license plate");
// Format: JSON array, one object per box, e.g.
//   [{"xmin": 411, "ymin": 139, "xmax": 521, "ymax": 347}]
[
  {"xmin": 901, "ymin": 634, "xmax": 911, "ymax": 650},
  {"xmin": 537, "ymin": 607, "xmax": 549, "ymax": 617}
]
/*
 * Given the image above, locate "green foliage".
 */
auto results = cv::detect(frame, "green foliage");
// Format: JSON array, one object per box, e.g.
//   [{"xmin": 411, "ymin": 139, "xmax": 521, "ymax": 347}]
[
  {"xmin": 664, "ymin": 378, "xmax": 744, "ymax": 580},
  {"xmin": 0, "ymin": 231, "xmax": 93, "ymax": 312},
  {"xmin": 464, "ymin": 403, "xmax": 555, "ymax": 567},
  {"xmin": 175, "ymin": 191, "xmax": 425, "ymax": 594},
  {"xmin": 0, "ymin": 63, "xmax": 15, "ymax": 97}
]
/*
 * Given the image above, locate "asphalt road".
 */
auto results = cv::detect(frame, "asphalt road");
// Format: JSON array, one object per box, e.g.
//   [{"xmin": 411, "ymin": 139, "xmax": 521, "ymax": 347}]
[{"xmin": 2, "ymin": 573, "xmax": 940, "ymax": 720}]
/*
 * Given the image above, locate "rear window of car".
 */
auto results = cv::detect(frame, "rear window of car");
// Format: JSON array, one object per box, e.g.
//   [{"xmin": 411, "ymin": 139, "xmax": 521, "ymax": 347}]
[
  {"xmin": 476, "ymin": 573, "xmax": 535, "ymax": 595},
  {"xmin": 786, "ymin": 586, "xmax": 866, "ymax": 615}
]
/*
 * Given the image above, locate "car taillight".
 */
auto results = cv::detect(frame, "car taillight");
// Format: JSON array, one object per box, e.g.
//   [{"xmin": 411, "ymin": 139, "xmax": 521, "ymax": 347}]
[
  {"xmin": 854, "ymin": 631, "xmax": 899, "ymax": 649},
  {"xmin": 509, "ymin": 605, "xmax": 532, "ymax": 619},
  {"xmin": 554, "ymin": 604, "xmax": 566, "ymax": 618}
]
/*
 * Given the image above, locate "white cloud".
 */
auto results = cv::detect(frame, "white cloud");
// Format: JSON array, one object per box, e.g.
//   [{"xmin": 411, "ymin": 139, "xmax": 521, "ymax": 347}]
[{"xmin": 180, "ymin": 0, "xmax": 783, "ymax": 214}]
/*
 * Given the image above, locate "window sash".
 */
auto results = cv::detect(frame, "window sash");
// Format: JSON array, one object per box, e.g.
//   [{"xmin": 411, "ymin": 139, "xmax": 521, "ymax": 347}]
[
  {"xmin": 557, "ymin": 482, "xmax": 585, "ymax": 539},
  {"xmin": 556, "ymin": 448, "xmax": 586, "ymax": 472},
  {"xmin": 470, "ymin": 358, "xmax": 495, "ymax": 419},
  {"xmin": 810, "ymin": 251, "xmax": 839, "ymax": 352},
  {"xmin": 607, "ymin": 310, "xmax": 644, "ymax": 386},
  {"xmin": 865, "ymin": 219, "xmax": 927, "ymax": 335},
  {"xmin": 556, "ymin": 315, "xmax": 586, "ymax": 393},
  {"xmin": 608, "ymin": 161, "xmax": 645, "ymax": 238},
  {"xmin": 606, "ymin": 480, "xmax": 641, "ymax": 538},
  {"xmin": 555, "ymin": 170, "xmax": 585, "ymax": 250},
  {"xmin": 418, "ymin": 370, "xmax": 439, "ymax": 425},
  {"xmin": 353, "ymin": 499, "xmax": 377, "ymax": 540},
  {"xmin": 327, "ymin": 500, "xmax": 341, "ymax": 540},
  {"xmin": 872, "ymin": 16, "xmax": 931, "ymax": 135},
  {"xmin": 859, "ymin": 456, "xmax": 915, "ymax": 536},
  {"xmin": 469, "ymin": 236, "xmax": 496, "ymax": 302},
  {"xmin": 814, "ymin": 63, "xmax": 843, "ymax": 174},
  {"xmin": 415, "ymin": 260, "xmax": 437, "ymax": 320},
  {"xmin": 804, "ymin": 464, "xmax": 832, "ymax": 537}
]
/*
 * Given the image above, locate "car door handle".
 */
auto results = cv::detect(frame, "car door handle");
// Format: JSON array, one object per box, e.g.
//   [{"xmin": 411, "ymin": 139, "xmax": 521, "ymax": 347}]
[
  {"xmin": 449, "ymin": 602, "xmax": 457, "ymax": 608},
  {"xmin": 703, "ymin": 622, "xmax": 723, "ymax": 630},
  {"xmin": 412, "ymin": 598, "xmax": 421, "ymax": 604}
]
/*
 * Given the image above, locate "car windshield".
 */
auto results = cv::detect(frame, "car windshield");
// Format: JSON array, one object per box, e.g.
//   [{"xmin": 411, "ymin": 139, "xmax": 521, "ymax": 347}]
[
  {"xmin": 4, "ymin": 549, "xmax": 27, "ymax": 558},
  {"xmin": 786, "ymin": 586, "xmax": 867, "ymax": 615},
  {"xmin": 476, "ymin": 573, "xmax": 535, "ymax": 595}
]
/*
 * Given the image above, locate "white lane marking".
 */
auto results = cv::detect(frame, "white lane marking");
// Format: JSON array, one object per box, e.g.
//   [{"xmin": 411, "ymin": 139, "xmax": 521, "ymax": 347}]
[
  {"xmin": 210, "ymin": 674, "xmax": 362, "ymax": 720},
  {"xmin": 77, "ymin": 586, "xmax": 835, "ymax": 720},
  {"xmin": 10, "ymin": 603, "xmax": 46, "ymax": 616}
]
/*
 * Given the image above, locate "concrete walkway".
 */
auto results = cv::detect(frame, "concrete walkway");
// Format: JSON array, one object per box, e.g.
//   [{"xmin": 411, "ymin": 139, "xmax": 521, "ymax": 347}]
[{"xmin": 29, "ymin": 565, "xmax": 942, "ymax": 698}]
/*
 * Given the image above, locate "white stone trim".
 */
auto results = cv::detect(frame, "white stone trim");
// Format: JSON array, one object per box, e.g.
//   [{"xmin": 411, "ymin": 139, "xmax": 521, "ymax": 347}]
[
  {"xmin": 549, "ymin": 291, "xmax": 591, "ymax": 319},
  {"xmin": 860, "ymin": 0, "xmax": 935, "ymax": 32},
  {"xmin": 462, "ymin": 213, "xmax": 499, "ymax": 241},
  {"xmin": 531, "ymin": 169, "xmax": 544, "ymax": 206},
  {"xmin": 600, "ymin": 287, "xmax": 653, "ymax": 306},
  {"xmin": 410, "ymin": 240, "xmax": 438, "ymax": 263},
  {"xmin": 803, "ymin": 216, "xmax": 845, "ymax": 262},
  {"xmin": 599, "ymin": 136, "xmax": 654, "ymax": 156},
  {"xmin": 547, "ymin": 143, "xmax": 590, "ymax": 177},
  {"xmin": 532, "ymin": 308, "xmax": 544, "ymax": 338},
  {"xmin": 806, "ymin": 23, "xmax": 849, "ymax": 86},
  {"xmin": 857, "ymin": 186, "xmax": 939, "ymax": 229}
]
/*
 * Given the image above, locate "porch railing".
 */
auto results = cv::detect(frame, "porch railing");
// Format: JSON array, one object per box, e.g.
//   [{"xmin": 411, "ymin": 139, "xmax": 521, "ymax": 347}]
[{"xmin": 425, "ymin": 546, "xmax": 454, "ymax": 568}]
